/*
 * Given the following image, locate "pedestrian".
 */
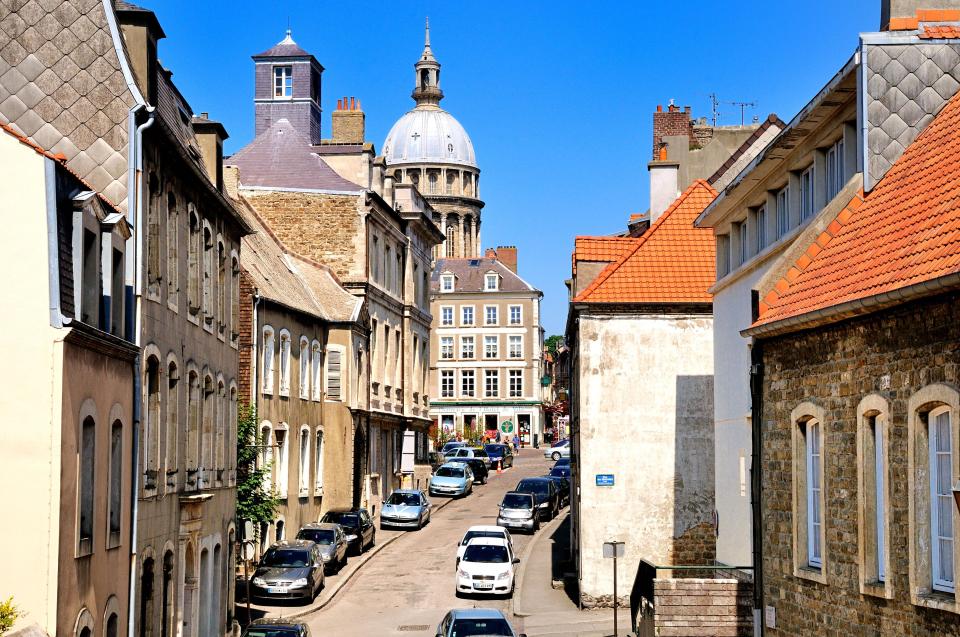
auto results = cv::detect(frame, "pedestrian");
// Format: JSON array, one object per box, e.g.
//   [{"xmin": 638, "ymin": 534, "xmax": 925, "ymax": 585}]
[{"xmin": 513, "ymin": 434, "xmax": 520, "ymax": 452}]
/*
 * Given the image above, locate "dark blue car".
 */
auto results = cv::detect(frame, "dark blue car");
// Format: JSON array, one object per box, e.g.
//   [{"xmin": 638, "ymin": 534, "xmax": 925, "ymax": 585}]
[{"xmin": 484, "ymin": 444, "xmax": 514, "ymax": 469}]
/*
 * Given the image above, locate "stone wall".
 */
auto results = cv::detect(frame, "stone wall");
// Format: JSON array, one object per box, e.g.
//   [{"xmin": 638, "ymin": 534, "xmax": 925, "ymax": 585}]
[
  {"xmin": 644, "ymin": 578, "xmax": 752, "ymax": 637},
  {"xmin": 760, "ymin": 290, "xmax": 960, "ymax": 635},
  {"xmin": 668, "ymin": 521, "xmax": 717, "ymax": 566}
]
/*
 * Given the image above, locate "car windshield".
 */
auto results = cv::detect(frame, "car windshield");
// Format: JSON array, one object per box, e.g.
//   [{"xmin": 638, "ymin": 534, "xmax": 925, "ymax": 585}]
[
  {"xmin": 323, "ymin": 512, "xmax": 358, "ymax": 527},
  {"xmin": 244, "ymin": 628, "xmax": 300, "ymax": 637},
  {"xmin": 261, "ymin": 548, "xmax": 310, "ymax": 568},
  {"xmin": 436, "ymin": 467, "xmax": 464, "ymax": 478},
  {"xmin": 502, "ymin": 493, "xmax": 533, "ymax": 509},
  {"xmin": 552, "ymin": 440, "xmax": 568, "ymax": 447},
  {"xmin": 463, "ymin": 544, "xmax": 509, "ymax": 563},
  {"xmin": 297, "ymin": 529, "xmax": 335, "ymax": 545},
  {"xmin": 517, "ymin": 480, "xmax": 549, "ymax": 495},
  {"xmin": 484, "ymin": 444, "xmax": 504, "ymax": 454},
  {"xmin": 462, "ymin": 530, "xmax": 504, "ymax": 545},
  {"xmin": 387, "ymin": 493, "xmax": 421, "ymax": 506},
  {"xmin": 451, "ymin": 618, "xmax": 513, "ymax": 636},
  {"xmin": 442, "ymin": 442, "xmax": 463, "ymax": 452}
]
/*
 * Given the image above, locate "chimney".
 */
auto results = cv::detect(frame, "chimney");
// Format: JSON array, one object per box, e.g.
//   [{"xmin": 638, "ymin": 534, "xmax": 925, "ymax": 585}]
[
  {"xmin": 192, "ymin": 115, "xmax": 229, "ymax": 192},
  {"xmin": 652, "ymin": 101, "xmax": 694, "ymax": 160},
  {"xmin": 495, "ymin": 246, "xmax": 518, "ymax": 273},
  {"xmin": 114, "ymin": 4, "xmax": 165, "ymax": 105},
  {"xmin": 648, "ymin": 156, "xmax": 679, "ymax": 224},
  {"xmin": 485, "ymin": 248, "xmax": 497, "ymax": 259},
  {"xmin": 331, "ymin": 95, "xmax": 365, "ymax": 143},
  {"xmin": 881, "ymin": 1, "xmax": 960, "ymax": 29}
]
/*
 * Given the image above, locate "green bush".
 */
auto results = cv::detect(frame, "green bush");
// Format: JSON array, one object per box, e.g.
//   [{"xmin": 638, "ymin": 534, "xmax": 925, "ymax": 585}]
[{"xmin": 0, "ymin": 597, "xmax": 19, "ymax": 636}]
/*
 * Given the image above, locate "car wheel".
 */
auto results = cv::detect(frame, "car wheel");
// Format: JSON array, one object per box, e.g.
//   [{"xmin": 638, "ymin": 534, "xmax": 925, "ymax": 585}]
[
  {"xmin": 482, "ymin": 474, "xmax": 488, "ymax": 485},
  {"xmin": 370, "ymin": 532, "xmax": 376, "ymax": 548},
  {"xmin": 552, "ymin": 451, "xmax": 561, "ymax": 461}
]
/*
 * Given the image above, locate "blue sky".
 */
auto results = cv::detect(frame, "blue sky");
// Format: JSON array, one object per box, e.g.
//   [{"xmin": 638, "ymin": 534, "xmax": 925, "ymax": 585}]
[{"xmin": 152, "ymin": 0, "xmax": 879, "ymax": 335}]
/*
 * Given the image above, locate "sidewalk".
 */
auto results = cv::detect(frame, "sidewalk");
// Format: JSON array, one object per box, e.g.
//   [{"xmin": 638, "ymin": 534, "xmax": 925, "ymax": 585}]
[{"xmin": 514, "ymin": 512, "xmax": 633, "ymax": 637}]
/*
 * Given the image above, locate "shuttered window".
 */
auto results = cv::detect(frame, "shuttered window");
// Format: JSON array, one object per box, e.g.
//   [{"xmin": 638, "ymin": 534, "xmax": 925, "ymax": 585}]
[{"xmin": 327, "ymin": 350, "xmax": 343, "ymax": 401}]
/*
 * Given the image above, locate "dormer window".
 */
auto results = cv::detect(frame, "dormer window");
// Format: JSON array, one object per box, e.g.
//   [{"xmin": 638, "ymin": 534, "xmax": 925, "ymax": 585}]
[
  {"xmin": 485, "ymin": 273, "xmax": 499, "ymax": 291},
  {"xmin": 274, "ymin": 66, "xmax": 293, "ymax": 98},
  {"xmin": 441, "ymin": 274, "xmax": 454, "ymax": 293}
]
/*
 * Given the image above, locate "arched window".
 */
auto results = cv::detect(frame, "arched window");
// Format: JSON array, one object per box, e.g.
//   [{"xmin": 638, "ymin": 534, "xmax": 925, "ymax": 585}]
[
  {"xmin": 228, "ymin": 383, "xmax": 238, "ymax": 482},
  {"xmin": 216, "ymin": 378, "xmax": 225, "ymax": 477},
  {"xmin": 445, "ymin": 225, "xmax": 455, "ymax": 257},
  {"xmin": 145, "ymin": 355, "xmax": 160, "ymax": 489},
  {"xmin": 166, "ymin": 192, "xmax": 178, "ymax": 304},
  {"xmin": 202, "ymin": 374, "xmax": 214, "ymax": 476},
  {"xmin": 315, "ymin": 429, "xmax": 324, "ymax": 494},
  {"xmin": 108, "ymin": 420, "xmax": 123, "ymax": 547},
  {"xmin": 262, "ymin": 326, "xmax": 275, "ymax": 394},
  {"xmin": 463, "ymin": 173, "xmax": 473, "ymax": 197},
  {"xmin": 186, "ymin": 369, "xmax": 200, "ymax": 475},
  {"xmin": 259, "ymin": 423, "xmax": 273, "ymax": 491},
  {"xmin": 161, "ymin": 550, "xmax": 174, "ymax": 637},
  {"xmin": 198, "ymin": 548, "xmax": 210, "ymax": 637},
  {"xmin": 311, "ymin": 340, "xmax": 322, "ymax": 401},
  {"xmin": 138, "ymin": 557, "xmax": 154, "ymax": 637},
  {"xmin": 202, "ymin": 223, "xmax": 213, "ymax": 321},
  {"xmin": 275, "ymin": 518, "xmax": 285, "ymax": 541},
  {"xmin": 446, "ymin": 171, "xmax": 456, "ymax": 194},
  {"xmin": 230, "ymin": 253, "xmax": 240, "ymax": 343},
  {"xmin": 278, "ymin": 330, "xmax": 291, "ymax": 396},
  {"xmin": 147, "ymin": 172, "xmax": 161, "ymax": 296},
  {"xmin": 217, "ymin": 239, "xmax": 226, "ymax": 336},
  {"xmin": 299, "ymin": 336, "xmax": 310, "ymax": 399},
  {"xmin": 79, "ymin": 415, "xmax": 96, "ymax": 555},
  {"xmin": 275, "ymin": 425, "xmax": 289, "ymax": 494},
  {"xmin": 74, "ymin": 608, "xmax": 94, "ymax": 637},
  {"xmin": 428, "ymin": 172, "xmax": 438, "ymax": 194},
  {"xmin": 187, "ymin": 206, "xmax": 200, "ymax": 315},
  {"xmin": 165, "ymin": 359, "xmax": 179, "ymax": 481},
  {"xmin": 299, "ymin": 427, "xmax": 310, "ymax": 496},
  {"xmin": 929, "ymin": 405, "xmax": 954, "ymax": 593},
  {"xmin": 211, "ymin": 543, "xmax": 222, "ymax": 637}
]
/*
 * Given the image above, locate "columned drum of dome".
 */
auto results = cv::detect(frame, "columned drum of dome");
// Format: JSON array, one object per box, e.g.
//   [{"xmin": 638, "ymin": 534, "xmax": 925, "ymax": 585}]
[{"xmin": 382, "ymin": 19, "xmax": 485, "ymax": 260}]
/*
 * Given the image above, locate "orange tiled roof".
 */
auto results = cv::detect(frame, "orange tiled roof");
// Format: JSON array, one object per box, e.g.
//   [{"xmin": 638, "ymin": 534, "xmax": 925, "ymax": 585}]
[
  {"xmin": 628, "ymin": 213, "xmax": 645, "ymax": 221},
  {"xmin": 571, "ymin": 236, "xmax": 638, "ymax": 276},
  {"xmin": 920, "ymin": 24, "xmax": 960, "ymax": 38},
  {"xmin": 573, "ymin": 180, "xmax": 717, "ymax": 304},
  {"xmin": 754, "ymin": 87, "xmax": 960, "ymax": 329},
  {"xmin": 888, "ymin": 9, "xmax": 960, "ymax": 30}
]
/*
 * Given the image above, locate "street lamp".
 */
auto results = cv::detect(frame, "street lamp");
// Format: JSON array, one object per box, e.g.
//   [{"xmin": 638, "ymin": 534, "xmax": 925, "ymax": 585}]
[{"xmin": 603, "ymin": 541, "xmax": 625, "ymax": 636}]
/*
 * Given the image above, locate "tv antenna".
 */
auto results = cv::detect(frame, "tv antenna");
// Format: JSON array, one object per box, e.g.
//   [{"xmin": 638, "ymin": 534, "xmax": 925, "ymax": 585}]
[
  {"xmin": 709, "ymin": 93, "xmax": 721, "ymax": 127},
  {"xmin": 727, "ymin": 100, "xmax": 757, "ymax": 126}
]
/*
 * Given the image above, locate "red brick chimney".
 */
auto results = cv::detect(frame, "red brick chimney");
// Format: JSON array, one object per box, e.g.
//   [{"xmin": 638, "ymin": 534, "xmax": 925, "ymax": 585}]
[
  {"xmin": 485, "ymin": 248, "xmax": 497, "ymax": 259},
  {"xmin": 495, "ymin": 246, "xmax": 518, "ymax": 273},
  {"xmin": 653, "ymin": 101, "xmax": 695, "ymax": 160}
]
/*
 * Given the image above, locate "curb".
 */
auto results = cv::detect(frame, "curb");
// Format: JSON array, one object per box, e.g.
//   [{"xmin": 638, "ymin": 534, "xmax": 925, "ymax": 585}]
[
  {"xmin": 266, "ymin": 495, "xmax": 461, "ymax": 620},
  {"xmin": 511, "ymin": 509, "xmax": 568, "ymax": 618}
]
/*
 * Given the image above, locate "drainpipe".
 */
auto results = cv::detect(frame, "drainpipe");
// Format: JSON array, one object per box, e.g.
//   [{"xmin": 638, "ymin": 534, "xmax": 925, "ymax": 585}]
[
  {"xmin": 251, "ymin": 290, "xmax": 261, "ymax": 410},
  {"xmin": 749, "ymin": 291, "xmax": 765, "ymax": 637},
  {"xmin": 127, "ymin": 104, "xmax": 155, "ymax": 637}
]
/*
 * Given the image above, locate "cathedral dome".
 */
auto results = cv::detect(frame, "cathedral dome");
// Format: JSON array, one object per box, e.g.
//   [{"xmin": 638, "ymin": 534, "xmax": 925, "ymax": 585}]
[{"xmin": 382, "ymin": 107, "xmax": 477, "ymax": 168}]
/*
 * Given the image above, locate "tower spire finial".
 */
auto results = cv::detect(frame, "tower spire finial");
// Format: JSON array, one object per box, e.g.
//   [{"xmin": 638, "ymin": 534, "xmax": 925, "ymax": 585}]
[{"xmin": 425, "ymin": 16, "xmax": 430, "ymax": 47}]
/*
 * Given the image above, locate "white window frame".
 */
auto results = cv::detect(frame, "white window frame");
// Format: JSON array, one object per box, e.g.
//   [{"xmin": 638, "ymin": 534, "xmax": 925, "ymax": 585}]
[
  {"xmin": 299, "ymin": 336, "xmax": 310, "ymax": 399},
  {"xmin": 461, "ymin": 335, "xmax": 475, "ymax": 359},
  {"xmin": 738, "ymin": 220, "xmax": 748, "ymax": 265},
  {"xmin": 440, "ymin": 306, "xmax": 453, "ymax": 327},
  {"xmin": 876, "ymin": 418, "xmax": 886, "ymax": 582},
  {"xmin": 278, "ymin": 329, "xmax": 291, "ymax": 397},
  {"xmin": 484, "ymin": 335, "xmax": 499, "ymax": 359},
  {"xmin": 930, "ymin": 405, "xmax": 955, "ymax": 593},
  {"xmin": 315, "ymin": 429, "xmax": 324, "ymax": 495},
  {"xmin": 509, "ymin": 369, "xmax": 523, "ymax": 398},
  {"xmin": 756, "ymin": 205, "xmax": 767, "ymax": 252},
  {"xmin": 441, "ymin": 274, "xmax": 454, "ymax": 293},
  {"xmin": 298, "ymin": 426, "xmax": 310, "ymax": 496},
  {"xmin": 485, "ymin": 305, "xmax": 498, "ymax": 326},
  {"xmin": 274, "ymin": 65, "xmax": 293, "ymax": 99},
  {"xmin": 325, "ymin": 346, "xmax": 344, "ymax": 401},
  {"xmin": 800, "ymin": 166, "xmax": 815, "ymax": 221},
  {"xmin": 311, "ymin": 340, "xmax": 322, "ymax": 401},
  {"xmin": 484, "ymin": 369, "xmax": 499, "ymax": 398},
  {"xmin": 776, "ymin": 185, "xmax": 790, "ymax": 238},
  {"xmin": 509, "ymin": 305, "xmax": 522, "ymax": 325},
  {"xmin": 485, "ymin": 273, "xmax": 499, "ymax": 291},
  {"xmin": 461, "ymin": 370, "xmax": 475, "ymax": 397},
  {"xmin": 461, "ymin": 305, "xmax": 475, "ymax": 326},
  {"xmin": 275, "ymin": 425, "xmax": 289, "ymax": 496},
  {"xmin": 508, "ymin": 335, "xmax": 523, "ymax": 359},
  {"xmin": 826, "ymin": 138, "xmax": 845, "ymax": 201},
  {"xmin": 806, "ymin": 419, "xmax": 823, "ymax": 568},
  {"xmin": 440, "ymin": 336, "xmax": 454, "ymax": 360},
  {"xmin": 440, "ymin": 370, "xmax": 455, "ymax": 398},
  {"xmin": 262, "ymin": 326, "xmax": 275, "ymax": 395}
]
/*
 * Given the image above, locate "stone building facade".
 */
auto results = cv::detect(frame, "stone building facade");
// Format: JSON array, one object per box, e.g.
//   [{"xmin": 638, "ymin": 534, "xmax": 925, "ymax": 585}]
[{"xmin": 429, "ymin": 248, "xmax": 545, "ymax": 446}]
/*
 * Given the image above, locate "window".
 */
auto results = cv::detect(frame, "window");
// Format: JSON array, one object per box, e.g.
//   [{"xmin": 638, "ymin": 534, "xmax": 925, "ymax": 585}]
[
  {"xmin": 461, "ymin": 336, "xmax": 475, "ymax": 359},
  {"xmin": 826, "ymin": 138, "xmax": 845, "ymax": 201},
  {"xmin": 485, "ymin": 306, "xmax": 498, "ymax": 326},
  {"xmin": 259, "ymin": 424, "xmax": 272, "ymax": 490},
  {"xmin": 79, "ymin": 415, "xmax": 95, "ymax": 555},
  {"xmin": 274, "ymin": 65, "xmax": 293, "ymax": 98},
  {"xmin": 509, "ymin": 370, "xmax": 523, "ymax": 398},
  {"xmin": 462, "ymin": 306, "xmax": 474, "ymax": 326},
  {"xmin": 857, "ymin": 395, "xmax": 891, "ymax": 595},
  {"xmin": 806, "ymin": 419, "xmax": 823, "ymax": 568},
  {"xmin": 446, "ymin": 172, "xmax": 456, "ymax": 194},
  {"xmin": 111, "ymin": 247, "xmax": 124, "ymax": 337},
  {"xmin": 326, "ymin": 349, "xmax": 342, "ymax": 401},
  {"xmin": 440, "ymin": 370, "xmax": 454, "ymax": 398},
  {"xmin": 441, "ymin": 274, "xmax": 454, "ymax": 292},
  {"xmin": 108, "ymin": 420, "xmax": 122, "ymax": 547},
  {"xmin": 81, "ymin": 228, "xmax": 99, "ymax": 325},
  {"xmin": 445, "ymin": 226, "xmax": 455, "ymax": 257},
  {"xmin": 738, "ymin": 221, "xmax": 748, "ymax": 265},
  {"xmin": 275, "ymin": 428, "xmax": 288, "ymax": 495},
  {"xmin": 166, "ymin": 361, "xmax": 178, "ymax": 478},
  {"xmin": 217, "ymin": 241, "xmax": 226, "ymax": 334},
  {"xmin": 144, "ymin": 356, "xmax": 160, "ymax": 487},
  {"xmin": 509, "ymin": 305, "xmax": 522, "ymax": 325},
  {"xmin": 440, "ymin": 336, "xmax": 454, "ymax": 359},
  {"xmin": 428, "ymin": 172, "xmax": 438, "ymax": 194},
  {"xmin": 278, "ymin": 330, "xmax": 291, "ymax": 396},
  {"xmin": 299, "ymin": 337, "xmax": 310, "ymax": 399},
  {"xmin": 311, "ymin": 340, "xmax": 322, "ymax": 401},
  {"xmin": 216, "ymin": 380, "xmax": 225, "ymax": 474},
  {"xmin": 930, "ymin": 406, "xmax": 955, "ymax": 593},
  {"xmin": 299, "ymin": 428, "xmax": 309, "ymax": 496},
  {"xmin": 230, "ymin": 255, "xmax": 239, "ymax": 341},
  {"xmin": 800, "ymin": 166, "xmax": 815, "ymax": 221},
  {"xmin": 315, "ymin": 430, "xmax": 324, "ymax": 493},
  {"xmin": 262, "ymin": 326, "xmax": 275, "ymax": 394},
  {"xmin": 202, "ymin": 224, "xmax": 213, "ymax": 322},
  {"xmin": 372, "ymin": 236, "xmax": 381, "ymax": 284},
  {"xmin": 461, "ymin": 370, "xmax": 475, "ymax": 397},
  {"xmin": 485, "ymin": 274, "xmax": 498, "ymax": 291},
  {"xmin": 186, "ymin": 371, "xmax": 200, "ymax": 472},
  {"xmin": 440, "ymin": 306, "xmax": 453, "ymax": 326},
  {"xmin": 792, "ymin": 404, "xmax": 827, "ymax": 583},
  {"xmin": 756, "ymin": 205, "xmax": 767, "ymax": 252},
  {"xmin": 508, "ymin": 335, "xmax": 523, "ymax": 359},
  {"xmin": 716, "ymin": 234, "xmax": 731, "ymax": 277},
  {"xmin": 484, "ymin": 370, "xmax": 499, "ymax": 398},
  {"xmin": 147, "ymin": 176, "xmax": 160, "ymax": 295},
  {"xmin": 776, "ymin": 185, "xmax": 790, "ymax": 238},
  {"xmin": 201, "ymin": 375, "xmax": 214, "ymax": 474},
  {"xmin": 188, "ymin": 207, "xmax": 200, "ymax": 314},
  {"xmin": 484, "ymin": 335, "xmax": 499, "ymax": 359}
]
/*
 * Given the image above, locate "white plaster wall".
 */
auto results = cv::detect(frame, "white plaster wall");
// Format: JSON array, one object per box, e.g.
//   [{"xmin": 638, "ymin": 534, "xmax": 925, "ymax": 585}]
[
  {"xmin": 649, "ymin": 166, "xmax": 679, "ymax": 223},
  {"xmin": 577, "ymin": 313, "xmax": 714, "ymax": 599},
  {"xmin": 712, "ymin": 267, "xmax": 765, "ymax": 568},
  {"xmin": 0, "ymin": 134, "xmax": 60, "ymax": 633}
]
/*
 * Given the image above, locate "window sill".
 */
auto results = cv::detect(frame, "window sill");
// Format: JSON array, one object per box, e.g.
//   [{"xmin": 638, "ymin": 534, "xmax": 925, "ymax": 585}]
[
  {"xmin": 914, "ymin": 591, "xmax": 958, "ymax": 614},
  {"xmin": 860, "ymin": 579, "xmax": 892, "ymax": 599},
  {"xmin": 794, "ymin": 565, "xmax": 827, "ymax": 585}
]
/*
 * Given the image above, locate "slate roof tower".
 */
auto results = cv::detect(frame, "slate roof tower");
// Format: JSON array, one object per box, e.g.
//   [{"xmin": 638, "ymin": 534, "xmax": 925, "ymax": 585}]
[{"xmin": 253, "ymin": 30, "xmax": 324, "ymax": 144}]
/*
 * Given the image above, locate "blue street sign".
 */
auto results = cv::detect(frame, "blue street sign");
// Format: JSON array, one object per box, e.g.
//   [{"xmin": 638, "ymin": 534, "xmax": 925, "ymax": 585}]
[{"xmin": 596, "ymin": 474, "xmax": 615, "ymax": 487}]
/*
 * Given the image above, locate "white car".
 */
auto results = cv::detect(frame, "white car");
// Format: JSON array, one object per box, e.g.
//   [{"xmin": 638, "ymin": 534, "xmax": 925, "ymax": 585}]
[
  {"xmin": 456, "ymin": 537, "xmax": 519, "ymax": 597},
  {"xmin": 456, "ymin": 525, "xmax": 514, "ymax": 565}
]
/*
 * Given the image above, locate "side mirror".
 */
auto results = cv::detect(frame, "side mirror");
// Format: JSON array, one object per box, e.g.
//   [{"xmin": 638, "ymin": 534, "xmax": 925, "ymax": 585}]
[{"xmin": 513, "ymin": 557, "xmax": 520, "ymax": 564}]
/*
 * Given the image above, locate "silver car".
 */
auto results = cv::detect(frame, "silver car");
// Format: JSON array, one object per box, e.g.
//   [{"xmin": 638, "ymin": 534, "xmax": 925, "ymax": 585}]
[
  {"xmin": 380, "ymin": 489, "xmax": 432, "ymax": 530},
  {"xmin": 543, "ymin": 439, "xmax": 570, "ymax": 461},
  {"xmin": 295, "ymin": 523, "xmax": 349, "ymax": 573}
]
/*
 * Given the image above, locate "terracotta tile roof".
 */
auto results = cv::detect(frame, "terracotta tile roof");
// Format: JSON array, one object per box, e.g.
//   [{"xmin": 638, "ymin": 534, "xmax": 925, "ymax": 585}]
[
  {"xmin": 573, "ymin": 180, "xmax": 717, "ymax": 304},
  {"xmin": 920, "ymin": 24, "xmax": 960, "ymax": 39},
  {"xmin": 888, "ymin": 9, "xmax": 960, "ymax": 30},
  {"xmin": 754, "ymin": 87, "xmax": 960, "ymax": 330},
  {"xmin": 571, "ymin": 236, "xmax": 638, "ymax": 277}
]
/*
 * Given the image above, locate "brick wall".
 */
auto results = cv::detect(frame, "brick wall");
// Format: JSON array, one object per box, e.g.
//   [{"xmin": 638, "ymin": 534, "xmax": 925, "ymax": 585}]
[
  {"xmin": 760, "ymin": 291, "xmax": 960, "ymax": 636},
  {"xmin": 653, "ymin": 105, "xmax": 695, "ymax": 159},
  {"xmin": 647, "ymin": 578, "xmax": 752, "ymax": 637},
  {"xmin": 668, "ymin": 521, "xmax": 717, "ymax": 566},
  {"xmin": 237, "ymin": 269, "xmax": 255, "ymax": 402},
  {"xmin": 242, "ymin": 191, "xmax": 365, "ymax": 282}
]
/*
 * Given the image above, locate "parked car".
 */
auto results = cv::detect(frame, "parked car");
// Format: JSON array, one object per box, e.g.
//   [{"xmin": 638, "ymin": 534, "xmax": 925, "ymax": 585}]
[
  {"xmin": 447, "ymin": 446, "xmax": 492, "ymax": 468},
  {"xmin": 295, "ymin": 523, "xmax": 348, "ymax": 573},
  {"xmin": 441, "ymin": 441, "xmax": 466, "ymax": 454},
  {"xmin": 514, "ymin": 477, "xmax": 559, "ymax": 520},
  {"xmin": 249, "ymin": 540, "xmax": 325, "ymax": 604},
  {"xmin": 447, "ymin": 456, "xmax": 489, "ymax": 484},
  {"xmin": 243, "ymin": 618, "xmax": 312, "ymax": 637},
  {"xmin": 430, "ymin": 462, "xmax": 474, "ymax": 497},
  {"xmin": 484, "ymin": 443, "xmax": 515, "ymax": 469},
  {"xmin": 496, "ymin": 491, "xmax": 538, "ymax": 533},
  {"xmin": 542, "ymin": 474, "xmax": 570, "ymax": 508},
  {"xmin": 380, "ymin": 489, "xmax": 432, "ymax": 530},
  {"xmin": 544, "ymin": 439, "xmax": 570, "ymax": 461},
  {"xmin": 320, "ymin": 507, "xmax": 375, "ymax": 554},
  {"xmin": 549, "ymin": 464, "xmax": 570, "ymax": 479},
  {"xmin": 552, "ymin": 456, "xmax": 571, "ymax": 470},
  {"xmin": 436, "ymin": 608, "xmax": 525, "ymax": 637},
  {"xmin": 456, "ymin": 525, "xmax": 514, "ymax": 565},
  {"xmin": 429, "ymin": 450, "xmax": 448, "ymax": 472},
  {"xmin": 455, "ymin": 537, "xmax": 519, "ymax": 597}
]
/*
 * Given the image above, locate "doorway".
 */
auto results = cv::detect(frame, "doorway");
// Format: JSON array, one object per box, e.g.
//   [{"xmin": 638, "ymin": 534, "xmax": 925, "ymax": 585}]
[
  {"xmin": 484, "ymin": 414, "xmax": 499, "ymax": 440},
  {"xmin": 518, "ymin": 414, "xmax": 531, "ymax": 447}
]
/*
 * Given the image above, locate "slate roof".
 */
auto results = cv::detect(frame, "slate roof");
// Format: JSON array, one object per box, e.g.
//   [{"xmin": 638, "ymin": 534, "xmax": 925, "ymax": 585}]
[
  {"xmin": 431, "ymin": 258, "xmax": 539, "ymax": 294},
  {"xmin": 228, "ymin": 118, "xmax": 362, "ymax": 192},
  {"xmin": 253, "ymin": 31, "xmax": 313, "ymax": 58},
  {"xmin": 752, "ymin": 87, "xmax": 960, "ymax": 332},
  {"xmin": 239, "ymin": 200, "xmax": 360, "ymax": 323},
  {"xmin": 573, "ymin": 180, "xmax": 717, "ymax": 304}
]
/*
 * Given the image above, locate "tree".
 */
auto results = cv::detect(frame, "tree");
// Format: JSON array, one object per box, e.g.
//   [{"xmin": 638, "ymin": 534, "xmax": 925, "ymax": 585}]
[
  {"xmin": 235, "ymin": 404, "xmax": 280, "ymax": 546},
  {"xmin": 545, "ymin": 334, "xmax": 564, "ymax": 354}
]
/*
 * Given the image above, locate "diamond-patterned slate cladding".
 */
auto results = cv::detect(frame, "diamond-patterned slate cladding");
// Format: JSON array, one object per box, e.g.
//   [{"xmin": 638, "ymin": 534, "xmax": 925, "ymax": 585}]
[
  {"xmin": 865, "ymin": 42, "xmax": 960, "ymax": 191},
  {"xmin": 0, "ymin": 0, "xmax": 135, "ymax": 208}
]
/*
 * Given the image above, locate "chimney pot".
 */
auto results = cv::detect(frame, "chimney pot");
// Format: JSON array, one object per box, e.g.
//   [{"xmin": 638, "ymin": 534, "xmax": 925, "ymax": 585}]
[
  {"xmin": 337, "ymin": 98, "xmax": 342, "ymax": 110},
  {"xmin": 656, "ymin": 104, "xmax": 663, "ymax": 113},
  {"xmin": 350, "ymin": 97, "xmax": 356, "ymax": 110},
  {"xmin": 200, "ymin": 111, "xmax": 209, "ymax": 119},
  {"xmin": 684, "ymin": 106, "xmax": 691, "ymax": 114}
]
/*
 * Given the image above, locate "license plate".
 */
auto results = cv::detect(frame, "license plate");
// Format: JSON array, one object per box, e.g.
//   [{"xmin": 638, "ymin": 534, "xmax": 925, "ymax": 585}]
[
  {"xmin": 267, "ymin": 586, "xmax": 289, "ymax": 594},
  {"xmin": 474, "ymin": 582, "xmax": 493, "ymax": 589}
]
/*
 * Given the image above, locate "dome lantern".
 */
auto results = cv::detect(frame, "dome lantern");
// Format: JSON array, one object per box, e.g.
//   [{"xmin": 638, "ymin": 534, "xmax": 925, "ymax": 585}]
[{"xmin": 413, "ymin": 18, "xmax": 443, "ymax": 107}]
